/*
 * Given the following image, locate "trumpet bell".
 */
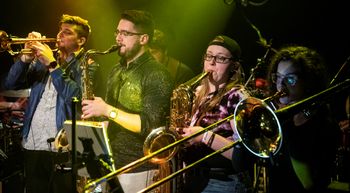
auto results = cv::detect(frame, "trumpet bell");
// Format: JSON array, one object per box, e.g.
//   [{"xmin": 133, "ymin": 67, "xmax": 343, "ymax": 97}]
[
  {"xmin": 143, "ymin": 126, "xmax": 180, "ymax": 164},
  {"xmin": 234, "ymin": 97, "xmax": 282, "ymax": 158}
]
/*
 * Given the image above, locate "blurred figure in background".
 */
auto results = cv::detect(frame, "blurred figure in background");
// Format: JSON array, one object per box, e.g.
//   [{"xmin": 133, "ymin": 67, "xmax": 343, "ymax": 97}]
[{"xmin": 149, "ymin": 29, "xmax": 194, "ymax": 87}]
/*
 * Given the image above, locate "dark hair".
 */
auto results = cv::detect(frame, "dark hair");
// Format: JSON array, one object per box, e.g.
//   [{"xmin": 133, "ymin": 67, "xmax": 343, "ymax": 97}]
[
  {"xmin": 120, "ymin": 10, "xmax": 155, "ymax": 42},
  {"xmin": 59, "ymin": 14, "xmax": 91, "ymax": 41},
  {"xmin": 149, "ymin": 29, "xmax": 167, "ymax": 51},
  {"xmin": 267, "ymin": 45, "xmax": 328, "ymax": 96}
]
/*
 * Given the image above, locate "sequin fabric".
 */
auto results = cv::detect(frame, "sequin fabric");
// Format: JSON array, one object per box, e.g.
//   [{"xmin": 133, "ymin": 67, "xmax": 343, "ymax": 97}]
[{"xmin": 105, "ymin": 51, "xmax": 174, "ymax": 172}]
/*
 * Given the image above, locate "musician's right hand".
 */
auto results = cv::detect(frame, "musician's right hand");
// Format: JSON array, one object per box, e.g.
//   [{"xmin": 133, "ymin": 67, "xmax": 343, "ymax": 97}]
[
  {"xmin": 81, "ymin": 97, "xmax": 111, "ymax": 119},
  {"xmin": 182, "ymin": 126, "xmax": 204, "ymax": 145}
]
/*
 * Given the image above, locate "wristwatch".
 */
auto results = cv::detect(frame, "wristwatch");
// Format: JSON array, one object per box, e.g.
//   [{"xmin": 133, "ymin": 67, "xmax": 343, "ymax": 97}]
[
  {"xmin": 49, "ymin": 61, "xmax": 58, "ymax": 69},
  {"xmin": 108, "ymin": 109, "xmax": 118, "ymax": 119}
]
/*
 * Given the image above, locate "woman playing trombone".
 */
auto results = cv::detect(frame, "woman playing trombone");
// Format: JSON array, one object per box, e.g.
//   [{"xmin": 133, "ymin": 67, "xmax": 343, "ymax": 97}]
[{"xmin": 265, "ymin": 45, "xmax": 339, "ymax": 193}]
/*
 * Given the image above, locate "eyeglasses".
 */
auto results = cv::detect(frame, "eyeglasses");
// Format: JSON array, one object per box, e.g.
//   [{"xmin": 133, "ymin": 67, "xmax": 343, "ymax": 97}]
[
  {"xmin": 114, "ymin": 29, "xmax": 144, "ymax": 37},
  {"xmin": 203, "ymin": 53, "xmax": 232, "ymax": 64},
  {"xmin": 271, "ymin": 72, "xmax": 299, "ymax": 86}
]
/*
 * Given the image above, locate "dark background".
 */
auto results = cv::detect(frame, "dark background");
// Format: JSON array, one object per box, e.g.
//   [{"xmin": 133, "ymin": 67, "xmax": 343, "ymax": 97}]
[{"xmin": 1, "ymin": 0, "xmax": 349, "ymax": 96}]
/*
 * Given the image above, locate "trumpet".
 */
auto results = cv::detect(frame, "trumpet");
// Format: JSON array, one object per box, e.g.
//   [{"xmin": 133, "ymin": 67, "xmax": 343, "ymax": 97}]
[{"xmin": 0, "ymin": 35, "xmax": 57, "ymax": 55}]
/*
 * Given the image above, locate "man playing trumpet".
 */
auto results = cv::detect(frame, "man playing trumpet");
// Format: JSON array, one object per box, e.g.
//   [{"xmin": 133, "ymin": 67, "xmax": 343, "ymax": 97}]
[{"xmin": 5, "ymin": 14, "xmax": 96, "ymax": 193}]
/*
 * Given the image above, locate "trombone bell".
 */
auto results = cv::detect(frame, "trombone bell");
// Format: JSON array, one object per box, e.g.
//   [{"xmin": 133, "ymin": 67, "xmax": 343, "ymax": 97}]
[
  {"xmin": 234, "ymin": 97, "xmax": 282, "ymax": 158},
  {"xmin": 143, "ymin": 126, "xmax": 180, "ymax": 164}
]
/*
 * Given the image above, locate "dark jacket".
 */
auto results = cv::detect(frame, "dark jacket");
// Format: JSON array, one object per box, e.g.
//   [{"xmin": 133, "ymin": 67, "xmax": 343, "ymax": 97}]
[{"xmin": 5, "ymin": 52, "xmax": 89, "ymax": 139}]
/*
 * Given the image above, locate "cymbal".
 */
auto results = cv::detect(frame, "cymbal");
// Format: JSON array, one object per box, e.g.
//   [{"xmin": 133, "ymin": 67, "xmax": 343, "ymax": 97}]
[{"xmin": 0, "ymin": 89, "xmax": 30, "ymax": 97}]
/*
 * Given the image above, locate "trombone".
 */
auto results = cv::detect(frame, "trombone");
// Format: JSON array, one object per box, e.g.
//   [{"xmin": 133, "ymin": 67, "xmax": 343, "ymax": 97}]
[{"xmin": 84, "ymin": 78, "xmax": 350, "ymax": 193}]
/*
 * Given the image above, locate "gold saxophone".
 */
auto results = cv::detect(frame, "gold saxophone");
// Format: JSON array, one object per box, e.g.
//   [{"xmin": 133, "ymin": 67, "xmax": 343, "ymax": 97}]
[
  {"xmin": 53, "ymin": 45, "xmax": 120, "ymax": 193},
  {"xmin": 54, "ymin": 45, "xmax": 120, "ymax": 151},
  {"xmin": 144, "ymin": 71, "xmax": 209, "ymax": 193},
  {"xmin": 82, "ymin": 45, "xmax": 120, "ymax": 100}
]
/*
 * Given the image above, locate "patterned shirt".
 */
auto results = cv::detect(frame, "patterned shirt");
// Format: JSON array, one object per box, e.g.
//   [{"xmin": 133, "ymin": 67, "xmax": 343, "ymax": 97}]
[
  {"xmin": 191, "ymin": 85, "xmax": 249, "ymax": 141},
  {"xmin": 184, "ymin": 85, "xmax": 249, "ymax": 167},
  {"xmin": 24, "ymin": 77, "xmax": 57, "ymax": 150},
  {"xmin": 106, "ymin": 51, "xmax": 174, "ymax": 172}
]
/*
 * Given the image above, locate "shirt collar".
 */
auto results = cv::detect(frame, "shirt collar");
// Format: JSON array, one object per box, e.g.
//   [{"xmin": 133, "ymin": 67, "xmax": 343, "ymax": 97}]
[{"xmin": 123, "ymin": 51, "xmax": 153, "ymax": 69}]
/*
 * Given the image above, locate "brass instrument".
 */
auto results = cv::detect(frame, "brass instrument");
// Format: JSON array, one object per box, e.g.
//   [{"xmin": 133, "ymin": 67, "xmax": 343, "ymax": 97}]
[
  {"xmin": 0, "ymin": 34, "xmax": 57, "ymax": 55},
  {"xmin": 82, "ymin": 45, "xmax": 120, "ymax": 100},
  {"xmin": 84, "ymin": 78, "xmax": 350, "ymax": 193},
  {"xmin": 54, "ymin": 45, "xmax": 120, "ymax": 151},
  {"xmin": 144, "ymin": 71, "xmax": 209, "ymax": 164},
  {"xmin": 54, "ymin": 45, "xmax": 121, "ymax": 193},
  {"xmin": 170, "ymin": 71, "xmax": 209, "ymax": 130},
  {"xmin": 143, "ymin": 71, "xmax": 208, "ymax": 193}
]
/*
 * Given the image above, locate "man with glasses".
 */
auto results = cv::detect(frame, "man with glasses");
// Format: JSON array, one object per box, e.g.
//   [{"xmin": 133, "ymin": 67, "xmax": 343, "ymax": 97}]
[
  {"xmin": 5, "ymin": 14, "xmax": 96, "ymax": 193},
  {"xmin": 82, "ymin": 10, "xmax": 174, "ymax": 193}
]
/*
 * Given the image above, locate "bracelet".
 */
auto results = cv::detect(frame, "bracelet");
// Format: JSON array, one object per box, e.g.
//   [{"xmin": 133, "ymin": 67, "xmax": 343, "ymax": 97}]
[
  {"xmin": 201, "ymin": 131, "xmax": 209, "ymax": 143},
  {"xmin": 207, "ymin": 132, "xmax": 216, "ymax": 147}
]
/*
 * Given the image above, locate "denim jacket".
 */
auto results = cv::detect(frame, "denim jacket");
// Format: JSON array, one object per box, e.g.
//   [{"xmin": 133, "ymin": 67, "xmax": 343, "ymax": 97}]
[{"xmin": 5, "ymin": 51, "xmax": 91, "ymax": 139}]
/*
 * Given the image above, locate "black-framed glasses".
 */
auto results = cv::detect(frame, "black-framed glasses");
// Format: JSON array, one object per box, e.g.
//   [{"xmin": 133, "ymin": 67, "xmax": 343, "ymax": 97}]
[
  {"xmin": 271, "ymin": 72, "xmax": 299, "ymax": 86},
  {"xmin": 114, "ymin": 29, "xmax": 144, "ymax": 37},
  {"xmin": 203, "ymin": 53, "xmax": 232, "ymax": 64}
]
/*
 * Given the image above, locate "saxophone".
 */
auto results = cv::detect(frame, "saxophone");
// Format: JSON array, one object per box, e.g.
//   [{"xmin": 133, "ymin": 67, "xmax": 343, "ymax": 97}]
[
  {"xmin": 82, "ymin": 45, "xmax": 120, "ymax": 100},
  {"xmin": 143, "ymin": 71, "xmax": 209, "ymax": 193},
  {"xmin": 53, "ymin": 45, "xmax": 121, "ymax": 193},
  {"xmin": 170, "ymin": 71, "xmax": 209, "ymax": 130},
  {"xmin": 54, "ymin": 45, "xmax": 120, "ymax": 151}
]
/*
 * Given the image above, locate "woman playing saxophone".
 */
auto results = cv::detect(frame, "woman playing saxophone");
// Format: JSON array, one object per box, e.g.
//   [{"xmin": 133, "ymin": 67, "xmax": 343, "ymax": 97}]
[{"xmin": 179, "ymin": 35, "xmax": 252, "ymax": 193}]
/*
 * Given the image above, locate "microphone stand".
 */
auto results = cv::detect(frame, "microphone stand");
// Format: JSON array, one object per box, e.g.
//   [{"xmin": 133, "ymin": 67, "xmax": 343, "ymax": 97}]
[
  {"xmin": 329, "ymin": 55, "xmax": 350, "ymax": 86},
  {"xmin": 244, "ymin": 40, "xmax": 271, "ymax": 88},
  {"xmin": 72, "ymin": 97, "xmax": 79, "ymax": 193}
]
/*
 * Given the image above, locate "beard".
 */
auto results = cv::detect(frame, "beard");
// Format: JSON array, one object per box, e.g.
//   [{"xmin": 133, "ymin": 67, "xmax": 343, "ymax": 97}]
[{"xmin": 119, "ymin": 43, "xmax": 142, "ymax": 61}]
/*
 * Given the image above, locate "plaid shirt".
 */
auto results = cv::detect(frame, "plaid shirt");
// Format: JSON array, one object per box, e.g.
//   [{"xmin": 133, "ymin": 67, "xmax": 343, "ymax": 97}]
[{"xmin": 190, "ymin": 85, "xmax": 249, "ymax": 141}]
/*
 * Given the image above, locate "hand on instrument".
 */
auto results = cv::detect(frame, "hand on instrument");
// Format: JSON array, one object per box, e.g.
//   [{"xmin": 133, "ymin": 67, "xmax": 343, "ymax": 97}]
[
  {"xmin": 31, "ymin": 41, "xmax": 56, "ymax": 67},
  {"xmin": 181, "ymin": 126, "xmax": 204, "ymax": 145},
  {"xmin": 81, "ymin": 97, "xmax": 111, "ymax": 119},
  {"xmin": 20, "ymin": 31, "xmax": 40, "ymax": 63}
]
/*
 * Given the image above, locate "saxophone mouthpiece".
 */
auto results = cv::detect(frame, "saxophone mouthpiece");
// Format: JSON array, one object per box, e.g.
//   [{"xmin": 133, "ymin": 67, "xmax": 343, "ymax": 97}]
[{"xmin": 107, "ymin": 44, "xmax": 121, "ymax": 53}]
